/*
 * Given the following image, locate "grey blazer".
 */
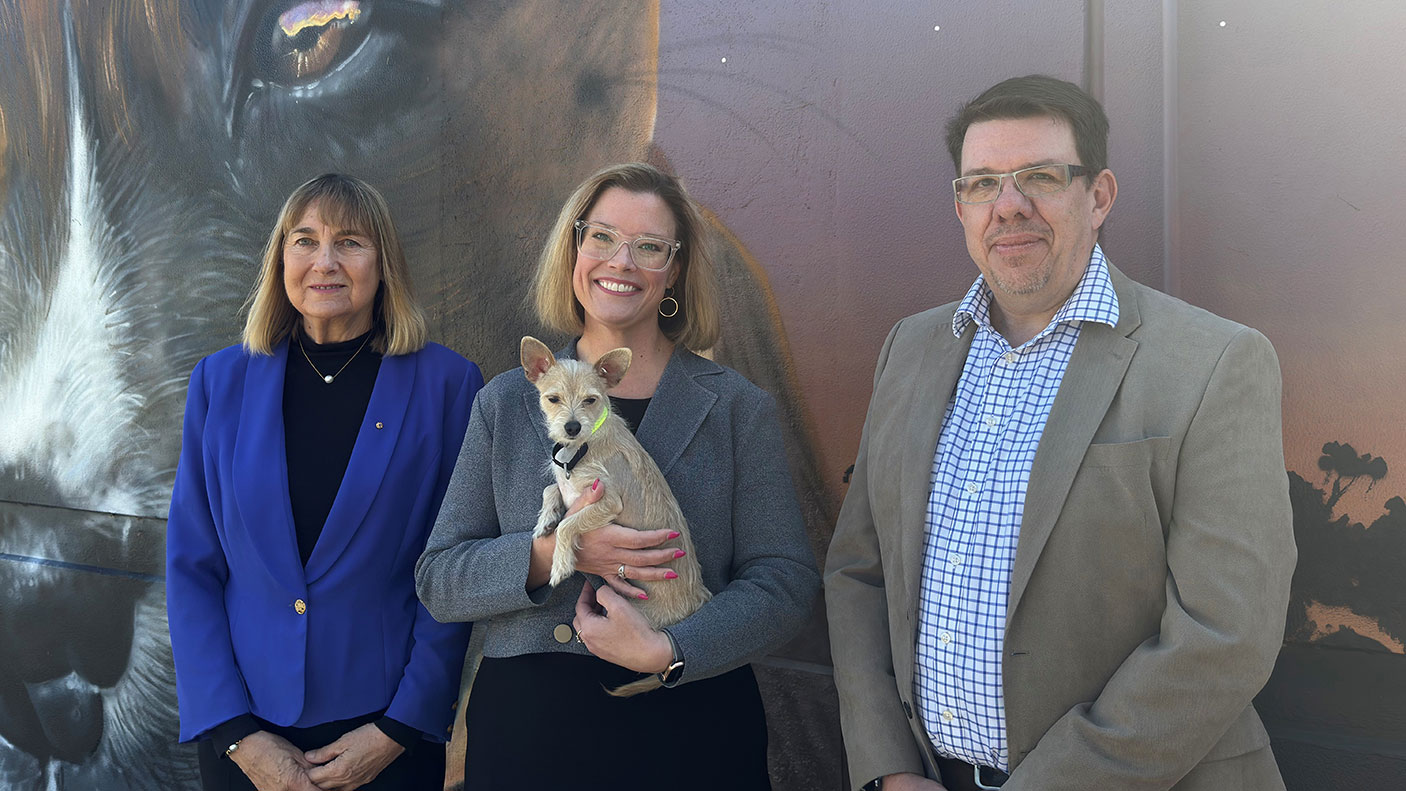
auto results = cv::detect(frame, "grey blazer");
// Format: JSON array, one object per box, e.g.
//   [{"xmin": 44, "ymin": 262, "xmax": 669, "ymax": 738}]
[
  {"xmin": 825, "ymin": 264, "xmax": 1295, "ymax": 791},
  {"xmin": 416, "ymin": 343, "xmax": 819, "ymax": 681}
]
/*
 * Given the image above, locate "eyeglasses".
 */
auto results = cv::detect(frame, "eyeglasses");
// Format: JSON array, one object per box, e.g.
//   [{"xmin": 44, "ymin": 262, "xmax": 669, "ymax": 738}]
[
  {"xmin": 952, "ymin": 163, "xmax": 1093, "ymax": 204},
  {"xmin": 574, "ymin": 220, "xmax": 682, "ymax": 271}
]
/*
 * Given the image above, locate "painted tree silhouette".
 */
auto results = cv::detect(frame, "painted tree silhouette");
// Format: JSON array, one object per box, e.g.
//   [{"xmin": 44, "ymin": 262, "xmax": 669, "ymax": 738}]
[{"xmin": 1318, "ymin": 441, "xmax": 1388, "ymax": 510}]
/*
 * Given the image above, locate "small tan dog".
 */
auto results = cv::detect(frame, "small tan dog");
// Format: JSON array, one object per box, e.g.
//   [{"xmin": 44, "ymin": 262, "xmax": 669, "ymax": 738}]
[{"xmin": 521, "ymin": 336, "xmax": 711, "ymax": 695}]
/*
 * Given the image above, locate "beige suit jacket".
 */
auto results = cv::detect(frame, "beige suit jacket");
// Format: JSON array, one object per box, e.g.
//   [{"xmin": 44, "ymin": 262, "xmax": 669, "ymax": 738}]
[{"xmin": 825, "ymin": 265, "xmax": 1295, "ymax": 791}]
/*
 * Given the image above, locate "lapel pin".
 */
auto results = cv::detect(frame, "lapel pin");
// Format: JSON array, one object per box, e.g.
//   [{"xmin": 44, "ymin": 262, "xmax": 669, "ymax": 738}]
[{"xmin": 375, "ymin": 422, "xmax": 384, "ymax": 429}]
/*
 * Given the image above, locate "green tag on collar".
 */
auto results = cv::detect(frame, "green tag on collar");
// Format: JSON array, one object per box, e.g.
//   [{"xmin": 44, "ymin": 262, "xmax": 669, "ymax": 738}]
[{"xmin": 591, "ymin": 400, "xmax": 610, "ymax": 435}]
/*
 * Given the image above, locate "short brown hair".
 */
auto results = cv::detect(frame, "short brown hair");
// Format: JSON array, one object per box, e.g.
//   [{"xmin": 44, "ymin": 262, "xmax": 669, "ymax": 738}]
[
  {"xmin": 242, "ymin": 174, "xmax": 427, "ymax": 356},
  {"xmin": 945, "ymin": 74, "xmax": 1110, "ymax": 175},
  {"xmin": 531, "ymin": 163, "xmax": 720, "ymax": 351}
]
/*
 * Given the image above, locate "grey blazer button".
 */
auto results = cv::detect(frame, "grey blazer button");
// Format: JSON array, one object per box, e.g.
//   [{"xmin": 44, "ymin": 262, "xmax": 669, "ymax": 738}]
[
  {"xmin": 552, "ymin": 624, "xmax": 574, "ymax": 644},
  {"xmin": 903, "ymin": 700, "xmax": 913, "ymax": 719}
]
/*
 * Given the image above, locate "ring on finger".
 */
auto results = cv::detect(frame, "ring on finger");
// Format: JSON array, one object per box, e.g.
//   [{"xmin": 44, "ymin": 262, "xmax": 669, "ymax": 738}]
[{"xmin": 617, "ymin": 563, "xmax": 628, "ymax": 580}]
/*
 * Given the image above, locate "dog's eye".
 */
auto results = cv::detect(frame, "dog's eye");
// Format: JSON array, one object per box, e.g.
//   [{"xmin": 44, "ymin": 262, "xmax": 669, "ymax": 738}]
[
  {"xmin": 252, "ymin": 1, "xmax": 375, "ymax": 88},
  {"xmin": 227, "ymin": 1, "xmax": 441, "ymax": 139},
  {"xmin": 582, "ymin": 397, "xmax": 597, "ymax": 405},
  {"xmin": 546, "ymin": 396, "xmax": 561, "ymax": 404}
]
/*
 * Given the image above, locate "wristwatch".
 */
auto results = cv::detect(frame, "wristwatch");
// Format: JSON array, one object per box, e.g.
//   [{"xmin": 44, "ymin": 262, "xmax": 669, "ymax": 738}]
[
  {"xmin": 861, "ymin": 778, "xmax": 882, "ymax": 791},
  {"xmin": 657, "ymin": 629, "xmax": 685, "ymax": 687}
]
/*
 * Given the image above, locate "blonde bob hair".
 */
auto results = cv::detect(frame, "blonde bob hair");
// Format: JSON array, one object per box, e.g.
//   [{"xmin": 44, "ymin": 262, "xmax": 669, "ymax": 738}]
[
  {"xmin": 242, "ymin": 173, "xmax": 427, "ymax": 356},
  {"xmin": 532, "ymin": 163, "xmax": 720, "ymax": 351}
]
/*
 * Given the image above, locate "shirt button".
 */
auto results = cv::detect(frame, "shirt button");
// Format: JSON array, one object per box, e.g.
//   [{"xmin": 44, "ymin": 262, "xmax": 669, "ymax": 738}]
[
  {"xmin": 949, "ymin": 554, "xmax": 962, "ymax": 567},
  {"xmin": 293, "ymin": 599, "xmax": 306, "ymax": 615},
  {"xmin": 985, "ymin": 416, "xmax": 1000, "ymax": 428},
  {"xmin": 965, "ymin": 482, "xmax": 980, "ymax": 494},
  {"xmin": 1002, "ymin": 351, "xmax": 1017, "ymax": 363},
  {"xmin": 941, "ymin": 709, "xmax": 956, "ymax": 723},
  {"xmin": 939, "ymin": 631, "xmax": 952, "ymax": 646}
]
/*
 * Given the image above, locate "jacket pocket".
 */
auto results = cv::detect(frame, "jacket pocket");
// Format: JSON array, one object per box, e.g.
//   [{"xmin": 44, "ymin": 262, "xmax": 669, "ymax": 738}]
[{"xmin": 1080, "ymin": 436, "xmax": 1170, "ymax": 468}]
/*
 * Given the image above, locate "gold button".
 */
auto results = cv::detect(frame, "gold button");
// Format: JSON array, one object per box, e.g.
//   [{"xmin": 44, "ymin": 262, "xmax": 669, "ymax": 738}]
[
  {"xmin": 294, "ymin": 599, "xmax": 307, "ymax": 615},
  {"xmin": 552, "ymin": 623, "xmax": 574, "ymax": 644},
  {"xmin": 375, "ymin": 422, "xmax": 384, "ymax": 429}
]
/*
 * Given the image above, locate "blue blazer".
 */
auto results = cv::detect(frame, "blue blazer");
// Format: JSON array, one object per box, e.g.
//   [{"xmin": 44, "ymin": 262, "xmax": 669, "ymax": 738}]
[{"xmin": 166, "ymin": 339, "xmax": 482, "ymax": 743}]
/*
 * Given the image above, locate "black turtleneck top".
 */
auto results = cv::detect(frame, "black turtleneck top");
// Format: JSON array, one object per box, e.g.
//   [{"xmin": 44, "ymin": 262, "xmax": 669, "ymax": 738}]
[{"xmin": 283, "ymin": 329, "xmax": 382, "ymax": 564}]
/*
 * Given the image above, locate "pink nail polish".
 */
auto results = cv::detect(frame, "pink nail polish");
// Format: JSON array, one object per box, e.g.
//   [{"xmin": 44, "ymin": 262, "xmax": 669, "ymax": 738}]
[
  {"xmin": 592, "ymin": 479, "xmax": 600, "ymax": 491},
  {"xmin": 637, "ymin": 592, "xmax": 649, "ymax": 600},
  {"xmin": 674, "ymin": 549, "xmax": 686, "ymax": 558},
  {"xmin": 667, "ymin": 531, "xmax": 681, "ymax": 539},
  {"xmin": 665, "ymin": 571, "xmax": 678, "ymax": 579}
]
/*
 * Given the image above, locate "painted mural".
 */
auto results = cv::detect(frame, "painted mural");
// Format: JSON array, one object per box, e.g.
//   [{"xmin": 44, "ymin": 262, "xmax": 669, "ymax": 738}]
[
  {"xmin": 2, "ymin": 0, "xmax": 1403, "ymax": 788},
  {"xmin": 0, "ymin": 2, "xmax": 834, "ymax": 788}
]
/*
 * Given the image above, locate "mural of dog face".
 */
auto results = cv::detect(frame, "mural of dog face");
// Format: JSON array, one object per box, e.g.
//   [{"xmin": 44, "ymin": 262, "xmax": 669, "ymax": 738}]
[
  {"xmin": 0, "ymin": 2, "xmax": 828, "ymax": 787},
  {"xmin": 0, "ymin": 1, "xmax": 655, "ymax": 786}
]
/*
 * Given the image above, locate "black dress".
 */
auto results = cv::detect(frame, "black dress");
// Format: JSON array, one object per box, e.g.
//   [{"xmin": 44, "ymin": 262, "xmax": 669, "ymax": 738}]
[{"xmin": 461, "ymin": 396, "xmax": 771, "ymax": 791}]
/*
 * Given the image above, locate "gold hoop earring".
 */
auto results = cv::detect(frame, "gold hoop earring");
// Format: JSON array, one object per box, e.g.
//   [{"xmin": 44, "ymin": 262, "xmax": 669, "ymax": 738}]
[{"xmin": 658, "ymin": 289, "xmax": 679, "ymax": 318}]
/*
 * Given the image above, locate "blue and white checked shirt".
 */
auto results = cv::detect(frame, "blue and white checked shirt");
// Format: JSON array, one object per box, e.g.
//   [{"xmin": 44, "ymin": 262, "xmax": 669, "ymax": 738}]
[{"xmin": 914, "ymin": 246, "xmax": 1119, "ymax": 771}]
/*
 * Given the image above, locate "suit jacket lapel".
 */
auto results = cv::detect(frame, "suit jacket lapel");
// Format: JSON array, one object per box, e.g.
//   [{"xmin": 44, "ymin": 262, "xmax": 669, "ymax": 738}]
[
  {"xmin": 231, "ymin": 340, "xmax": 305, "ymax": 591},
  {"xmin": 637, "ymin": 346, "xmax": 718, "ymax": 476},
  {"xmin": 1006, "ymin": 267, "xmax": 1142, "ymax": 625},
  {"xmin": 900, "ymin": 318, "xmax": 975, "ymax": 619},
  {"xmin": 304, "ymin": 351, "xmax": 416, "ymax": 581}
]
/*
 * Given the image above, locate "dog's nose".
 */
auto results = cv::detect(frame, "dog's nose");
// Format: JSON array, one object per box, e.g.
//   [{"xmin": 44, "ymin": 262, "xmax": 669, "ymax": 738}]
[{"xmin": 564, "ymin": 420, "xmax": 581, "ymax": 437}]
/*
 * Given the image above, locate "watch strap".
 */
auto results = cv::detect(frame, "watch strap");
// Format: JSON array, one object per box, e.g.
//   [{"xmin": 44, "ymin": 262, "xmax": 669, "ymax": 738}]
[{"xmin": 657, "ymin": 628, "xmax": 685, "ymax": 687}]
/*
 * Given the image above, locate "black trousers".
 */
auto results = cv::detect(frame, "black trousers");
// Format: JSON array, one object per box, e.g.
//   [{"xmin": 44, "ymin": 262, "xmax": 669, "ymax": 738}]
[
  {"xmin": 464, "ymin": 652, "xmax": 771, "ymax": 791},
  {"xmin": 197, "ymin": 711, "xmax": 445, "ymax": 791}
]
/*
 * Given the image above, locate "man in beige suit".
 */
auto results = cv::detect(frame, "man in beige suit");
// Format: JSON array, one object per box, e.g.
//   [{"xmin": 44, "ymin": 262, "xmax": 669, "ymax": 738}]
[{"xmin": 825, "ymin": 75, "xmax": 1295, "ymax": 791}]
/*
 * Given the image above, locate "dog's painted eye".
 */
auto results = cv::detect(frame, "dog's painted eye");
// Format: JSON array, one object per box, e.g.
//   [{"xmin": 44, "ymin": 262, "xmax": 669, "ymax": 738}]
[
  {"xmin": 546, "ymin": 395, "xmax": 561, "ymax": 404},
  {"xmin": 582, "ymin": 397, "xmax": 597, "ymax": 405}
]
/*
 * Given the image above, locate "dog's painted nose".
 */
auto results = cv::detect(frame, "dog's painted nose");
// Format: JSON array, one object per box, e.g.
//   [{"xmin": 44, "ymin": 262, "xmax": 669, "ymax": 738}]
[{"xmin": 564, "ymin": 420, "xmax": 581, "ymax": 437}]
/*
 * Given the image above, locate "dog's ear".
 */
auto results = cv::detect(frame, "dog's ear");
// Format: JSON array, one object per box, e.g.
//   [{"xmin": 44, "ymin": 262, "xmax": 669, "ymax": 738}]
[
  {"xmin": 520, "ymin": 336, "xmax": 556, "ymax": 383},
  {"xmin": 594, "ymin": 347, "xmax": 632, "ymax": 390}
]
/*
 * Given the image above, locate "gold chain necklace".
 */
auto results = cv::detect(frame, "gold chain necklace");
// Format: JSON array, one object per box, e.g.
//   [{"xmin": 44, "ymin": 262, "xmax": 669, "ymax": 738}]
[{"xmin": 297, "ymin": 332, "xmax": 372, "ymax": 384}]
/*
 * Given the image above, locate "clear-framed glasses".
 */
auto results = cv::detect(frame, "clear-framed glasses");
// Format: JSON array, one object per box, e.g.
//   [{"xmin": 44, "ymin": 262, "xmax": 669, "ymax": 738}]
[
  {"xmin": 573, "ymin": 220, "xmax": 682, "ymax": 271},
  {"xmin": 952, "ymin": 163, "xmax": 1093, "ymax": 204}
]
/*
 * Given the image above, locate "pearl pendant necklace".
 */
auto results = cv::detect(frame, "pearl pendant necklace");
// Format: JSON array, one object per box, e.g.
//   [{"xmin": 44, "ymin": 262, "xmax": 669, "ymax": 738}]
[{"xmin": 297, "ymin": 332, "xmax": 372, "ymax": 385}]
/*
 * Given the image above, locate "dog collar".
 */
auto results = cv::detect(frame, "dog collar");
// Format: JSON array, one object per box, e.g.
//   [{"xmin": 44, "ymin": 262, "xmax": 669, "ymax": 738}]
[{"xmin": 551, "ymin": 442, "xmax": 589, "ymax": 478}]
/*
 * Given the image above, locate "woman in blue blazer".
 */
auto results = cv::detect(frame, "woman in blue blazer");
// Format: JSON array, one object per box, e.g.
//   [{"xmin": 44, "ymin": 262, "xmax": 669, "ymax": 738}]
[
  {"xmin": 167, "ymin": 174, "xmax": 482, "ymax": 791},
  {"xmin": 416, "ymin": 163, "xmax": 819, "ymax": 790}
]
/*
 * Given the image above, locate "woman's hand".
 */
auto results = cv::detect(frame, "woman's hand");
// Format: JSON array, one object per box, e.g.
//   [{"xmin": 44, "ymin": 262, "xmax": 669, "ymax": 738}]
[
  {"xmin": 528, "ymin": 480, "xmax": 683, "ymax": 599},
  {"xmin": 303, "ymin": 723, "xmax": 404, "ymax": 790},
  {"xmin": 228, "ymin": 730, "xmax": 324, "ymax": 791},
  {"xmin": 572, "ymin": 581, "xmax": 674, "ymax": 673}
]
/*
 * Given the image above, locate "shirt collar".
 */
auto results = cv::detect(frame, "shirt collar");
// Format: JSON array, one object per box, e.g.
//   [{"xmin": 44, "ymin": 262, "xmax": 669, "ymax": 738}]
[{"xmin": 951, "ymin": 244, "xmax": 1120, "ymax": 339}]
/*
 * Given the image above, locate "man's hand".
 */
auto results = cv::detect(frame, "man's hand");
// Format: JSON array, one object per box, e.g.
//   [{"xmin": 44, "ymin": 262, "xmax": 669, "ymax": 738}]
[
  {"xmin": 881, "ymin": 772, "xmax": 947, "ymax": 791},
  {"xmin": 303, "ymin": 723, "xmax": 404, "ymax": 790},
  {"xmin": 228, "ymin": 730, "xmax": 323, "ymax": 791}
]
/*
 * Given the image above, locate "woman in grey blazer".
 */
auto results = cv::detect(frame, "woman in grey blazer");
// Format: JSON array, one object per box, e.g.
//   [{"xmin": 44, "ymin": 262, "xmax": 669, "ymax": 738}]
[{"xmin": 415, "ymin": 163, "xmax": 818, "ymax": 790}]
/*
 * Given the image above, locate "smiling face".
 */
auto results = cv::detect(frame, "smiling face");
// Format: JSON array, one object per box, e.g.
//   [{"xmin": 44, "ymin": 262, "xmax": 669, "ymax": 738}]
[
  {"xmin": 571, "ymin": 187, "xmax": 679, "ymax": 342},
  {"xmin": 955, "ymin": 115, "xmax": 1116, "ymax": 325},
  {"xmin": 282, "ymin": 200, "xmax": 381, "ymax": 343}
]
